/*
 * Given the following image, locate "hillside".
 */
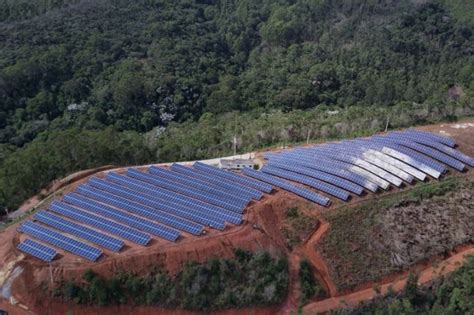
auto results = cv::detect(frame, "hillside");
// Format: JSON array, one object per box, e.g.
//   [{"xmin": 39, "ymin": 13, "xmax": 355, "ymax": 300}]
[{"xmin": 1, "ymin": 0, "xmax": 473, "ymax": 215}]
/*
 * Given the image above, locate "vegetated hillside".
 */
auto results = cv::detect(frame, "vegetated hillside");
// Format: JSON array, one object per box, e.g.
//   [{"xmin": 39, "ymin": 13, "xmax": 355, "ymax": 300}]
[
  {"xmin": 1, "ymin": 0, "xmax": 473, "ymax": 214},
  {"xmin": 332, "ymin": 254, "xmax": 474, "ymax": 314},
  {"xmin": 1, "ymin": 0, "xmax": 472, "ymax": 145},
  {"xmin": 319, "ymin": 177, "xmax": 474, "ymax": 292}
]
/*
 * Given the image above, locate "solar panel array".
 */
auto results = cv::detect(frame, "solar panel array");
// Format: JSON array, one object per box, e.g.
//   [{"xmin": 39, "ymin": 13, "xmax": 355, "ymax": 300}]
[
  {"xmin": 19, "ymin": 221, "xmax": 102, "ymax": 261},
  {"xmin": 17, "ymin": 129, "xmax": 472, "ymax": 262},
  {"xmin": 262, "ymin": 130, "xmax": 472, "ymax": 207},
  {"xmin": 18, "ymin": 156, "xmax": 274, "ymax": 261},
  {"xmin": 17, "ymin": 239, "xmax": 57, "ymax": 262}
]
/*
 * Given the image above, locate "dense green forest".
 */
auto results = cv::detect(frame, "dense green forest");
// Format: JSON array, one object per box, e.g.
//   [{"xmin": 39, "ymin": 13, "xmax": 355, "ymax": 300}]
[
  {"xmin": 56, "ymin": 249, "xmax": 288, "ymax": 310},
  {"xmin": 333, "ymin": 254, "xmax": 474, "ymax": 314},
  {"xmin": 0, "ymin": 0, "xmax": 473, "ymax": 214}
]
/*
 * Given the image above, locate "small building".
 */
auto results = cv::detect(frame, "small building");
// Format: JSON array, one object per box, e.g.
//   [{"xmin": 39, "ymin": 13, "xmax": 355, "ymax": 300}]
[{"xmin": 219, "ymin": 159, "xmax": 255, "ymax": 170}]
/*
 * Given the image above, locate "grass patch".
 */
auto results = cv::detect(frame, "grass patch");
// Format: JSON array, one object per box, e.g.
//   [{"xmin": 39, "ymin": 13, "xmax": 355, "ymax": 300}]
[{"xmin": 282, "ymin": 207, "xmax": 319, "ymax": 248}]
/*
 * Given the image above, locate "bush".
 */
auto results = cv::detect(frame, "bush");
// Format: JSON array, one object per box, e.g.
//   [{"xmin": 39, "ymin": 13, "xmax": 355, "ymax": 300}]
[{"xmin": 58, "ymin": 249, "xmax": 289, "ymax": 310}]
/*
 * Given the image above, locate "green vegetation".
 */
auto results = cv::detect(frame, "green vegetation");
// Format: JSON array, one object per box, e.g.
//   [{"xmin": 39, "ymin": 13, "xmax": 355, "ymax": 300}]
[
  {"xmin": 0, "ymin": 128, "xmax": 154, "ymax": 214},
  {"xmin": 282, "ymin": 206, "xmax": 318, "ymax": 248},
  {"xmin": 57, "ymin": 249, "xmax": 289, "ymax": 310},
  {"xmin": 1, "ymin": 0, "xmax": 473, "ymax": 215},
  {"xmin": 319, "ymin": 177, "xmax": 473, "ymax": 291},
  {"xmin": 299, "ymin": 259, "xmax": 326, "ymax": 304},
  {"xmin": 332, "ymin": 254, "xmax": 474, "ymax": 314}
]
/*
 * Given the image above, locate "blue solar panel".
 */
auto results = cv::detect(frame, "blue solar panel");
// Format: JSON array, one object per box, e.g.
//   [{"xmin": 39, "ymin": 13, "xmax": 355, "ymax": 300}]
[
  {"xmin": 88, "ymin": 177, "xmax": 211, "ymax": 231},
  {"xmin": 242, "ymin": 168, "xmax": 330, "ymax": 206},
  {"xmin": 267, "ymin": 155, "xmax": 378, "ymax": 192},
  {"xmin": 143, "ymin": 167, "xmax": 249, "ymax": 206},
  {"xmin": 168, "ymin": 164, "xmax": 262, "ymax": 201},
  {"xmin": 129, "ymin": 168, "xmax": 244, "ymax": 214},
  {"xmin": 34, "ymin": 210, "xmax": 124, "ymax": 252},
  {"xmin": 381, "ymin": 135, "xmax": 466, "ymax": 171},
  {"xmin": 63, "ymin": 193, "xmax": 178, "ymax": 241},
  {"xmin": 17, "ymin": 239, "xmax": 57, "ymax": 262},
  {"xmin": 106, "ymin": 172, "xmax": 236, "ymax": 228},
  {"xmin": 262, "ymin": 165, "xmax": 350, "ymax": 201},
  {"xmin": 100, "ymin": 175, "xmax": 226, "ymax": 230},
  {"xmin": 390, "ymin": 132, "xmax": 474, "ymax": 167},
  {"xmin": 82, "ymin": 180, "xmax": 203, "ymax": 236},
  {"xmin": 193, "ymin": 162, "xmax": 273, "ymax": 193},
  {"xmin": 110, "ymin": 172, "xmax": 242, "ymax": 225},
  {"xmin": 267, "ymin": 161, "xmax": 364, "ymax": 195},
  {"xmin": 367, "ymin": 138, "xmax": 448, "ymax": 174},
  {"xmin": 404, "ymin": 130, "xmax": 456, "ymax": 147},
  {"xmin": 49, "ymin": 201, "xmax": 150, "ymax": 246},
  {"xmin": 19, "ymin": 221, "xmax": 102, "ymax": 261},
  {"xmin": 266, "ymin": 149, "xmax": 386, "ymax": 188}
]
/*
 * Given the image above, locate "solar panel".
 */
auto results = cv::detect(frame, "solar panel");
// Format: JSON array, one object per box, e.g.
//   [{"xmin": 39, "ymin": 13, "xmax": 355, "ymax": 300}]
[
  {"xmin": 34, "ymin": 210, "xmax": 124, "ymax": 252},
  {"xmin": 63, "ymin": 193, "xmax": 178, "ymax": 241},
  {"xmin": 267, "ymin": 161, "xmax": 364, "ymax": 195},
  {"xmin": 129, "ymin": 168, "xmax": 244, "ymax": 214},
  {"xmin": 170, "ymin": 163, "xmax": 263, "ymax": 200},
  {"xmin": 17, "ymin": 239, "xmax": 57, "ymax": 262},
  {"xmin": 367, "ymin": 138, "xmax": 447, "ymax": 174},
  {"xmin": 107, "ymin": 173, "xmax": 233, "ymax": 229},
  {"xmin": 390, "ymin": 132, "xmax": 474, "ymax": 167},
  {"xmin": 267, "ymin": 149, "xmax": 388, "ymax": 190},
  {"xmin": 242, "ymin": 168, "xmax": 330, "ymax": 206},
  {"xmin": 19, "ymin": 221, "xmax": 102, "ymax": 261},
  {"xmin": 108, "ymin": 172, "xmax": 242, "ymax": 225},
  {"xmin": 144, "ymin": 166, "xmax": 250, "ymax": 206},
  {"xmin": 81, "ymin": 181, "xmax": 203, "ymax": 236},
  {"xmin": 49, "ymin": 201, "xmax": 150, "ymax": 245},
  {"xmin": 193, "ymin": 162, "xmax": 273, "ymax": 193},
  {"xmin": 403, "ymin": 130, "xmax": 456, "ymax": 147},
  {"xmin": 381, "ymin": 135, "xmax": 466, "ymax": 171},
  {"xmin": 262, "ymin": 165, "xmax": 350, "ymax": 201},
  {"xmin": 88, "ymin": 177, "xmax": 210, "ymax": 232},
  {"xmin": 267, "ymin": 155, "xmax": 378, "ymax": 192},
  {"xmin": 101, "ymin": 174, "xmax": 226, "ymax": 230},
  {"xmin": 361, "ymin": 149, "xmax": 426, "ymax": 181},
  {"xmin": 379, "ymin": 146, "xmax": 441, "ymax": 179},
  {"xmin": 313, "ymin": 147, "xmax": 403, "ymax": 187}
]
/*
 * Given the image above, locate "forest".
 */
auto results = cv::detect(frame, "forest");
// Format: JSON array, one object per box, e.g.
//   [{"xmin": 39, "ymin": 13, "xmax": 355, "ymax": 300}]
[
  {"xmin": 56, "ymin": 249, "xmax": 288, "ymax": 310},
  {"xmin": 0, "ymin": 0, "xmax": 473, "ymax": 214}
]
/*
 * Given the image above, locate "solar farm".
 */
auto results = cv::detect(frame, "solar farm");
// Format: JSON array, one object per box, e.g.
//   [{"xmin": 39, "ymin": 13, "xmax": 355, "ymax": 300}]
[{"xmin": 16, "ymin": 129, "xmax": 474, "ymax": 263}]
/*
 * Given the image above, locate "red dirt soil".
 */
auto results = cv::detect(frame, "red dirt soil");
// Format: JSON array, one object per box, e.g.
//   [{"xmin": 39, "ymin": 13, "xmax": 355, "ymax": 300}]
[{"xmin": 1, "ymin": 119, "xmax": 473, "ymax": 315}]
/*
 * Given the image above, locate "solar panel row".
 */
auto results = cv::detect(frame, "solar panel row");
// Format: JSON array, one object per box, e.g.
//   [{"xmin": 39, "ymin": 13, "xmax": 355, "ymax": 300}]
[
  {"xmin": 19, "ymin": 221, "xmax": 102, "ymax": 261},
  {"xmin": 194, "ymin": 162, "xmax": 273, "ymax": 193},
  {"xmin": 168, "ymin": 164, "xmax": 258, "ymax": 202},
  {"xmin": 49, "ymin": 200, "xmax": 151, "ymax": 245},
  {"xmin": 381, "ymin": 135, "xmax": 466, "ymax": 171},
  {"xmin": 75, "ymin": 186, "xmax": 181, "ymax": 241},
  {"xmin": 262, "ymin": 165, "xmax": 350, "ymax": 201},
  {"xmin": 130, "ymin": 168, "xmax": 244, "ymax": 214},
  {"xmin": 108, "ymin": 172, "xmax": 242, "ymax": 225},
  {"xmin": 145, "ymin": 166, "xmax": 249, "ymax": 207},
  {"xmin": 267, "ymin": 160, "xmax": 364, "ymax": 195},
  {"xmin": 85, "ymin": 179, "xmax": 204, "ymax": 235},
  {"xmin": 17, "ymin": 239, "xmax": 57, "ymax": 262},
  {"xmin": 242, "ymin": 168, "xmax": 330, "ymax": 206},
  {"xmin": 102, "ymin": 173, "xmax": 226, "ymax": 230},
  {"xmin": 34, "ymin": 210, "xmax": 124, "ymax": 252}
]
